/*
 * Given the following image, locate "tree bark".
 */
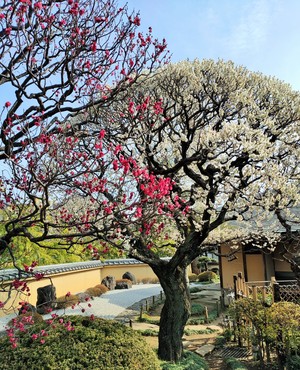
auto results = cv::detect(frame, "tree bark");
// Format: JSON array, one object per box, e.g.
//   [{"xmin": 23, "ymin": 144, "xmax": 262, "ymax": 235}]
[{"xmin": 152, "ymin": 264, "xmax": 191, "ymax": 362}]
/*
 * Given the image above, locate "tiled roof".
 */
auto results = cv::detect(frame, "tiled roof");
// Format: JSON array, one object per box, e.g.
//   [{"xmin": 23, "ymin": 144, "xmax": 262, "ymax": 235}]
[{"xmin": 0, "ymin": 258, "xmax": 145, "ymax": 282}]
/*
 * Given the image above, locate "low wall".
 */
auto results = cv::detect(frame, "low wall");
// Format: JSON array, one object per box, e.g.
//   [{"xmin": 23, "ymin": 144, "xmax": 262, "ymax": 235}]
[
  {"xmin": 0, "ymin": 259, "xmax": 159, "ymax": 317},
  {"xmin": 101, "ymin": 263, "xmax": 157, "ymax": 282}
]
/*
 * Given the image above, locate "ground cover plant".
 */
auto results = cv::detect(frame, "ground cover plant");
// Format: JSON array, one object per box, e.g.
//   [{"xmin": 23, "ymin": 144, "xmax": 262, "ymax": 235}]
[
  {"xmin": 160, "ymin": 351, "xmax": 208, "ymax": 370},
  {"xmin": 0, "ymin": 315, "xmax": 161, "ymax": 370}
]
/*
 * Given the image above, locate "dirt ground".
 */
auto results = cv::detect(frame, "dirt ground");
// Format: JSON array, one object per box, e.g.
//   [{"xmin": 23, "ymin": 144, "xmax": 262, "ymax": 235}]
[
  {"xmin": 118, "ymin": 285, "xmax": 230, "ymax": 369},
  {"xmin": 116, "ymin": 285, "xmax": 277, "ymax": 369}
]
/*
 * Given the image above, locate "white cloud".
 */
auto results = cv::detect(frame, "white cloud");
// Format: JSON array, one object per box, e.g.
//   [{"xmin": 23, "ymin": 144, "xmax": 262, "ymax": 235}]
[{"xmin": 225, "ymin": 0, "xmax": 275, "ymax": 57}]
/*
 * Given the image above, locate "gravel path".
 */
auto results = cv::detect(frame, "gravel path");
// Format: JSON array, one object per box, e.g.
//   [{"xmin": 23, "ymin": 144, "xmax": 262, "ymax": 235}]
[{"xmin": 0, "ymin": 284, "xmax": 162, "ymax": 332}]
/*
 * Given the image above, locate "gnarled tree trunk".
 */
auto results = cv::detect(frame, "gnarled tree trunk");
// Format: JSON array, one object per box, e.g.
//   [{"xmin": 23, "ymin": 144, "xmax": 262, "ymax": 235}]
[{"xmin": 152, "ymin": 264, "xmax": 191, "ymax": 362}]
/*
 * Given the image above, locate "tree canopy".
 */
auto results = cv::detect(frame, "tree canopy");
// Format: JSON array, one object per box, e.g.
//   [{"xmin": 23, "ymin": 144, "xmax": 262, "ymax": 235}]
[{"xmin": 1, "ymin": 3, "xmax": 300, "ymax": 361}]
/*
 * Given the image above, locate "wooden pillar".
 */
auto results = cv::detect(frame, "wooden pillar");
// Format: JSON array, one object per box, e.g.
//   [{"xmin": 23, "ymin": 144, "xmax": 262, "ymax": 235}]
[{"xmin": 252, "ymin": 286, "xmax": 258, "ymax": 301}]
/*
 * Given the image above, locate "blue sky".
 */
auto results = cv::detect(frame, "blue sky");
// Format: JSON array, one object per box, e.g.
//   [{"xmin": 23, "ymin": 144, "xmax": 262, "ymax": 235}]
[{"xmin": 126, "ymin": 0, "xmax": 300, "ymax": 91}]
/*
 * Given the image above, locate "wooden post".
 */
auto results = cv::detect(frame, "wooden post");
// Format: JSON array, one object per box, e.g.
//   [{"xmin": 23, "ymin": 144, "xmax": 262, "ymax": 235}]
[
  {"xmin": 204, "ymin": 306, "xmax": 209, "ymax": 324},
  {"xmin": 233, "ymin": 275, "xmax": 238, "ymax": 299},
  {"xmin": 152, "ymin": 295, "xmax": 155, "ymax": 305},
  {"xmin": 237, "ymin": 272, "xmax": 243, "ymax": 295},
  {"xmin": 145, "ymin": 300, "xmax": 149, "ymax": 311},
  {"xmin": 219, "ymin": 296, "xmax": 223, "ymax": 311},
  {"xmin": 139, "ymin": 304, "xmax": 143, "ymax": 320},
  {"xmin": 129, "ymin": 319, "xmax": 133, "ymax": 328},
  {"xmin": 160, "ymin": 291, "xmax": 163, "ymax": 300},
  {"xmin": 245, "ymin": 283, "xmax": 249, "ymax": 298},
  {"xmin": 262, "ymin": 287, "xmax": 266, "ymax": 303},
  {"xmin": 270, "ymin": 276, "xmax": 276, "ymax": 304},
  {"xmin": 273, "ymin": 283, "xmax": 281, "ymax": 303},
  {"xmin": 252, "ymin": 286, "xmax": 258, "ymax": 301}
]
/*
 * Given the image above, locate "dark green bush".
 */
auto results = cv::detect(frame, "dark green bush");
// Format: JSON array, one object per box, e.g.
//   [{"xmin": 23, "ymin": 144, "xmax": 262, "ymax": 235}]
[
  {"xmin": 197, "ymin": 271, "xmax": 217, "ymax": 282},
  {"xmin": 0, "ymin": 315, "xmax": 160, "ymax": 370},
  {"xmin": 214, "ymin": 335, "xmax": 227, "ymax": 348},
  {"xmin": 191, "ymin": 302, "xmax": 205, "ymax": 315},
  {"xmin": 160, "ymin": 351, "xmax": 208, "ymax": 369},
  {"xmin": 288, "ymin": 355, "xmax": 300, "ymax": 370},
  {"xmin": 224, "ymin": 357, "xmax": 247, "ymax": 369}
]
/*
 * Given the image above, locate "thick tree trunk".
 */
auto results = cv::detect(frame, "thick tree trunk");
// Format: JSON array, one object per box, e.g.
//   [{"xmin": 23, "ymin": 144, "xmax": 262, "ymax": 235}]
[{"xmin": 152, "ymin": 264, "xmax": 191, "ymax": 362}]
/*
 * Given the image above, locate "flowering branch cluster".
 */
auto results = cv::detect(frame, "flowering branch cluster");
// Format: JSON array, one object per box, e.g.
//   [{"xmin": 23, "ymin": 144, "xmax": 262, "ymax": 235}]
[{"xmin": 0, "ymin": 0, "xmax": 169, "ymax": 159}]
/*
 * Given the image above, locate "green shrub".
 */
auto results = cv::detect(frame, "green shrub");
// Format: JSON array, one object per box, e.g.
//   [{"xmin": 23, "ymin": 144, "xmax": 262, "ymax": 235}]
[
  {"xmin": 184, "ymin": 328, "xmax": 216, "ymax": 336},
  {"xmin": 198, "ymin": 271, "xmax": 217, "ymax": 282},
  {"xmin": 137, "ymin": 313, "xmax": 160, "ymax": 325},
  {"xmin": 160, "ymin": 351, "xmax": 208, "ymax": 369},
  {"xmin": 188, "ymin": 274, "xmax": 198, "ymax": 282},
  {"xmin": 288, "ymin": 355, "xmax": 300, "ymax": 370},
  {"xmin": 187, "ymin": 309, "xmax": 218, "ymax": 325},
  {"xmin": 0, "ymin": 315, "xmax": 160, "ymax": 370},
  {"xmin": 191, "ymin": 303, "xmax": 205, "ymax": 315},
  {"xmin": 214, "ymin": 335, "xmax": 227, "ymax": 348},
  {"xmin": 139, "ymin": 329, "xmax": 158, "ymax": 337},
  {"xmin": 56, "ymin": 294, "xmax": 78, "ymax": 309},
  {"xmin": 224, "ymin": 357, "xmax": 247, "ymax": 369},
  {"xmin": 93, "ymin": 284, "xmax": 109, "ymax": 294}
]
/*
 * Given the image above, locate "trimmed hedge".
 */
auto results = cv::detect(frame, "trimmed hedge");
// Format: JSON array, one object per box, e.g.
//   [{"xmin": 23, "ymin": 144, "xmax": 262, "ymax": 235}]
[
  {"xmin": 197, "ymin": 271, "xmax": 217, "ymax": 282},
  {"xmin": 93, "ymin": 284, "xmax": 109, "ymax": 294},
  {"xmin": 56, "ymin": 294, "xmax": 79, "ymax": 309},
  {"xmin": 188, "ymin": 273, "xmax": 198, "ymax": 282},
  {"xmin": 0, "ymin": 315, "xmax": 160, "ymax": 370},
  {"xmin": 84, "ymin": 286, "xmax": 102, "ymax": 297}
]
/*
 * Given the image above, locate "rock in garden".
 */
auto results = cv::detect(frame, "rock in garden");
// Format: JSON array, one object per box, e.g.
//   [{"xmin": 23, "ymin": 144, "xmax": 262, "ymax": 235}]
[
  {"xmin": 101, "ymin": 275, "xmax": 116, "ymax": 290},
  {"xmin": 115, "ymin": 280, "xmax": 132, "ymax": 289},
  {"xmin": 122, "ymin": 271, "xmax": 136, "ymax": 284},
  {"xmin": 36, "ymin": 285, "xmax": 56, "ymax": 314}
]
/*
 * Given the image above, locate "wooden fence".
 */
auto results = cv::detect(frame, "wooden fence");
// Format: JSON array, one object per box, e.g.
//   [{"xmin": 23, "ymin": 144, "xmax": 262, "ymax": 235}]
[{"xmin": 233, "ymin": 272, "xmax": 300, "ymax": 304}]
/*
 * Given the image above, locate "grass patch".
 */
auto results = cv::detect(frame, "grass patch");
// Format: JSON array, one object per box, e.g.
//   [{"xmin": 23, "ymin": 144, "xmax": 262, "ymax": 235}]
[
  {"xmin": 191, "ymin": 303, "xmax": 205, "ymax": 315},
  {"xmin": 184, "ymin": 328, "xmax": 217, "ymax": 336},
  {"xmin": 160, "ymin": 351, "xmax": 208, "ymax": 369},
  {"xmin": 187, "ymin": 309, "xmax": 218, "ymax": 325},
  {"xmin": 137, "ymin": 314, "xmax": 160, "ymax": 325}
]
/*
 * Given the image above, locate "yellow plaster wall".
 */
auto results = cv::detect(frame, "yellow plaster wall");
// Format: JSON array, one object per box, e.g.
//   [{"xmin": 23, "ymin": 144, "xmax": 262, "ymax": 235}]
[
  {"xmin": 245, "ymin": 254, "xmax": 265, "ymax": 282},
  {"xmin": 220, "ymin": 245, "xmax": 244, "ymax": 289},
  {"xmin": 0, "ymin": 262, "xmax": 191, "ymax": 317},
  {"xmin": 28, "ymin": 268, "xmax": 102, "ymax": 303},
  {"xmin": 101, "ymin": 264, "xmax": 157, "ymax": 281}
]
